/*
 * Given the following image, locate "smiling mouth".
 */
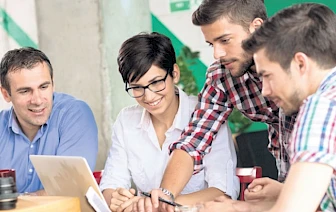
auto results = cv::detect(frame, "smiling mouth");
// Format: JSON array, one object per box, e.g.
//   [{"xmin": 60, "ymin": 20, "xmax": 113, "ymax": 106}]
[
  {"xmin": 147, "ymin": 98, "xmax": 162, "ymax": 106},
  {"xmin": 29, "ymin": 108, "xmax": 45, "ymax": 113}
]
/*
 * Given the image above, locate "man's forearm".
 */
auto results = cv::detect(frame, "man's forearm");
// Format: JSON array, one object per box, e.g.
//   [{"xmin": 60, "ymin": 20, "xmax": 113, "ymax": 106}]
[
  {"xmin": 268, "ymin": 162, "xmax": 332, "ymax": 212},
  {"xmin": 160, "ymin": 149, "xmax": 194, "ymax": 196},
  {"xmin": 175, "ymin": 187, "xmax": 227, "ymax": 205}
]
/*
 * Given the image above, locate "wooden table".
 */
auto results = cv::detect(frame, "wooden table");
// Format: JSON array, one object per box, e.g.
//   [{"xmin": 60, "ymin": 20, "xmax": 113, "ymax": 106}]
[{"xmin": 2, "ymin": 196, "xmax": 81, "ymax": 212}]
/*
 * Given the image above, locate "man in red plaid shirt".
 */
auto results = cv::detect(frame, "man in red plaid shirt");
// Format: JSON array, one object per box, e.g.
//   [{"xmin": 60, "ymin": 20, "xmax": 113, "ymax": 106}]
[{"xmin": 134, "ymin": 1, "xmax": 296, "ymax": 211}]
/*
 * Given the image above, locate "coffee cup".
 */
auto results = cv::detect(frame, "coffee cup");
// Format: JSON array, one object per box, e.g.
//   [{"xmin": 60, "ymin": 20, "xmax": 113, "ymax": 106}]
[
  {"xmin": 0, "ymin": 169, "xmax": 18, "ymax": 210},
  {"xmin": 0, "ymin": 169, "xmax": 16, "ymax": 183}
]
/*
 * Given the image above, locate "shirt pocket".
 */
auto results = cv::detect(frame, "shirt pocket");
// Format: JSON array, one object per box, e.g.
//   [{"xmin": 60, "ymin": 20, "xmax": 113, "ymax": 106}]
[{"xmin": 182, "ymin": 169, "xmax": 206, "ymax": 194}]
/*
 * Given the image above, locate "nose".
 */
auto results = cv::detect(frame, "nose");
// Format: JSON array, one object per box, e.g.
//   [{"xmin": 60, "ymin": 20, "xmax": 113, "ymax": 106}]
[
  {"xmin": 261, "ymin": 80, "xmax": 271, "ymax": 97},
  {"xmin": 143, "ymin": 88, "xmax": 157, "ymax": 101},
  {"xmin": 30, "ymin": 90, "xmax": 43, "ymax": 105},
  {"xmin": 213, "ymin": 44, "xmax": 226, "ymax": 60}
]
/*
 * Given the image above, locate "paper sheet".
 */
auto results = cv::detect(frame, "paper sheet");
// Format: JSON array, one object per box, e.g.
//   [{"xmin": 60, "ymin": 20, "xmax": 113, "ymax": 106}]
[{"xmin": 85, "ymin": 186, "xmax": 110, "ymax": 212}]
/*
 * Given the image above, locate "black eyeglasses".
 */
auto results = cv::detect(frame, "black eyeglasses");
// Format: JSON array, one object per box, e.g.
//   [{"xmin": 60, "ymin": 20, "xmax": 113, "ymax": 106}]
[{"xmin": 125, "ymin": 72, "xmax": 169, "ymax": 98}]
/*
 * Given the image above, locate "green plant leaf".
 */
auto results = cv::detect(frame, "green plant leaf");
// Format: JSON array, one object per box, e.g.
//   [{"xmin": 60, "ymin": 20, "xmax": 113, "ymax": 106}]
[{"xmin": 177, "ymin": 46, "xmax": 199, "ymax": 96}]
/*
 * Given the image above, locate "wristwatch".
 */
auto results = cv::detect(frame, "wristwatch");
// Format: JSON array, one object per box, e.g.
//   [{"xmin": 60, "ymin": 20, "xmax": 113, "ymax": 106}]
[{"xmin": 160, "ymin": 188, "xmax": 175, "ymax": 202}]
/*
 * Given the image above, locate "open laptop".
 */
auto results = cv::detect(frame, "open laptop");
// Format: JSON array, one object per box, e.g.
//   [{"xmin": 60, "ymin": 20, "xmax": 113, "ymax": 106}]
[{"xmin": 30, "ymin": 155, "xmax": 109, "ymax": 212}]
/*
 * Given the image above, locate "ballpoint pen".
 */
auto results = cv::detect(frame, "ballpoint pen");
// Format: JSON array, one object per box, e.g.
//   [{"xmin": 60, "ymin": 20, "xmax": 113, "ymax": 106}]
[{"xmin": 139, "ymin": 191, "xmax": 183, "ymax": 207}]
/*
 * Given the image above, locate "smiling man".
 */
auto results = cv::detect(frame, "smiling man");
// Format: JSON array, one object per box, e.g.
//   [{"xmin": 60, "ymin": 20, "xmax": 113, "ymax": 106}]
[{"xmin": 0, "ymin": 47, "xmax": 98, "ymax": 194}]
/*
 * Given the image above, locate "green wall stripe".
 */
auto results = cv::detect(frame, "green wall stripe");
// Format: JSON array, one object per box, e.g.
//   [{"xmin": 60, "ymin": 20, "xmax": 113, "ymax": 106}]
[
  {"xmin": 265, "ymin": 0, "xmax": 336, "ymax": 16},
  {"xmin": 0, "ymin": 8, "xmax": 38, "ymax": 48},
  {"xmin": 151, "ymin": 13, "xmax": 206, "ymax": 91}
]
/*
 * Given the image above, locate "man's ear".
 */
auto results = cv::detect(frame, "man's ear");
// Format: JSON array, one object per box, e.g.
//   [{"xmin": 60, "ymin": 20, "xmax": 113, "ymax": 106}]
[
  {"xmin": 0, "ymin": 87, "xmax": 12, "ymax": 103},
  {"xmin": 52, "ymin": 81, "xmax": 55, "ymax": 92},
  {"xmin": 172, "ymin": 64, "xmax": 180, "ymax": 84},
  {"xmin": 249, "ymin": 18, "xmax": 263, "ymax": 33},
  {"xmin": 293, "ymin": 52, "xmax": 309, "ymax": 76}
]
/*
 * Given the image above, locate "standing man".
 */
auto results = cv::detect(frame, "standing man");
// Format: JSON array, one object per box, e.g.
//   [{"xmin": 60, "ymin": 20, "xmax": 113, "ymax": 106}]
[
  {"xmin": 0, "ymin": 47, "xmax": 98, "ymax": 195},
  {"xmin": 200, "ymin": 3, "xmax": 336, "ymax": 211},
  {"xmin": 135, "ymin": 0, "xmax": 295, "ymax": 211}
]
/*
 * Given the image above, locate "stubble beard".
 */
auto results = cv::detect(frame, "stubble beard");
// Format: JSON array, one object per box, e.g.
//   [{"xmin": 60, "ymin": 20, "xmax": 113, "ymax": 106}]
[
  {"xmin": 230, "ymin": 56, "xmax": 254, "ymax": 78},
  {"xmin": 283, "ymin": 89, "xmax": 302, "ymax": 116}
]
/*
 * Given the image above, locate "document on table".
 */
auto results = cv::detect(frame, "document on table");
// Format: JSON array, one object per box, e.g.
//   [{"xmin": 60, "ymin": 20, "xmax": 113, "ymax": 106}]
[{"xmin": 85, "ymin": 186, "xmax": 110, "ymax": 212}]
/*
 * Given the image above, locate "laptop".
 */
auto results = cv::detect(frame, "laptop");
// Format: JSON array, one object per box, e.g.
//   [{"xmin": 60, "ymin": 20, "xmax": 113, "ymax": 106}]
[{"xmin": 30, "ymin": 155, "xmax": 109, "ymax": 212}]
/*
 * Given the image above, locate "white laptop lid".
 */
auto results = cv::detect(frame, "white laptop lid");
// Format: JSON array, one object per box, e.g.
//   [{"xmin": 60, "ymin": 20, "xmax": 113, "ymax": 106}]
[{"xmin": 30, "ymin": 155, "xmax": 104, "ymax": 212}]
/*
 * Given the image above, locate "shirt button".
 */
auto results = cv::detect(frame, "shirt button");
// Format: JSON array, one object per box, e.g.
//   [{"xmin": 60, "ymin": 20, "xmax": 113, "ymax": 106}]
[
  {"xmin": 30, "ymin": 145, "xmax": 34, "ymax": 148},
  {"xmin": 29, "ymin": 169, "xmax": 33, "ymax": 173}
]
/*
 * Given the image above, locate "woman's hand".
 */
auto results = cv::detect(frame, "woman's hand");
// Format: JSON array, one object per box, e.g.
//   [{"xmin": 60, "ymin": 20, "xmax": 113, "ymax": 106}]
[{"xmin": 109, "ymin": 188, "xmax": 136, "ymax": 212}]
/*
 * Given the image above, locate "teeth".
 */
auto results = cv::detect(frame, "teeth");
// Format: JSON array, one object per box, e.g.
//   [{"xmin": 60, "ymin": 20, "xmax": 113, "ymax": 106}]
[
  {"xmin": 30, "ymin": 109, "xmax": 43, "ymax": 112},
  {"xmin": 148, "ymin": 99, "xmax": 161, "ymax": 106}
]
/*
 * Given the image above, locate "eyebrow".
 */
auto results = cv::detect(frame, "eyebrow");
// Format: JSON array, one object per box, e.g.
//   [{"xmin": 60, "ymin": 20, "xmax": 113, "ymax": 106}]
[
  {"xmin": 257, "ymin": 69, "xmax": 266, "ymax": 77},
  {"xmin": 39, "ymin": 81, "xmax": 52, "ymax": 87},
  {"xmin": 207, "ymin": 34, "xmax": 231, "ymax": 44},
  {"xmin": 16, "ymin": 81, "xmax": 52, "ymax": 92},
  {"xmin": 129, "ymin": 75, "xmax": 164, "ymax": 87}
]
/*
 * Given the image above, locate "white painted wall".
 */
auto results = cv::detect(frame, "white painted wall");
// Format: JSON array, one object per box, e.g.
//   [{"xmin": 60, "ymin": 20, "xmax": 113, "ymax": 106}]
[
  {"xmin": 0, "ymin": 0, "xmax": 38, "ymax": 110},
  {"xmin": 35, "ymin": 0, "xmax": 151, "ymax": 170}
]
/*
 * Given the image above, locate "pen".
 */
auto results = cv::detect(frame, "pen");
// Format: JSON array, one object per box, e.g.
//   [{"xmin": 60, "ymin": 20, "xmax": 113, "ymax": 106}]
[{"xmin": 139, "ymin": 191, "xmax": 182, "ymax": 207}]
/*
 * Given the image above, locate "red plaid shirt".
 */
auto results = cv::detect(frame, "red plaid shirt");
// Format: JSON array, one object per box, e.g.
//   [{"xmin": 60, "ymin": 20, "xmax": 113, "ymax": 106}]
[{"xmin": 169, "ymin": 61, "xmax": 295, "ymax": 181}]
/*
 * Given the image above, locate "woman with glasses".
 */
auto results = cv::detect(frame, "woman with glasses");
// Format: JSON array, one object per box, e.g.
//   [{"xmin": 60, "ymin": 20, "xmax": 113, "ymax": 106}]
[{"xmin": 99, "ymin": 32, "xmax": 239, "ymax": 212}]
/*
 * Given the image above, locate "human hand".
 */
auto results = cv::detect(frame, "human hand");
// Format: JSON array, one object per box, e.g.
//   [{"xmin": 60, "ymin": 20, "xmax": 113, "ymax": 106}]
[
  {"xmin": 132, "ymin": 196, "xmax": 157, "ymax": 212},
  {"xmin": 133, "ymin": 189, "xmax": 175, "ymax": 212},
  {"xmin": 244, "ymin": 177, "xmax": 283, "ymax": 202},
  {"xmin": 109, "ymin": 188, "xmax": 136, "ymax": 212},
  {"xmin": 199, "ymin": 199, "xmax": 251, "ymax": 212},
  {"xmin": 121, "ymin": 195, "xmax": 142, "ymax": 212}
]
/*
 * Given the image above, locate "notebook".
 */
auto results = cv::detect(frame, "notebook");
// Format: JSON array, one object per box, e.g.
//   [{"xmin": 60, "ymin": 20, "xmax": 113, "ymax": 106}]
[{"xmin": 30, "ymin": 155, "xmax": 109, "ymax": 212}]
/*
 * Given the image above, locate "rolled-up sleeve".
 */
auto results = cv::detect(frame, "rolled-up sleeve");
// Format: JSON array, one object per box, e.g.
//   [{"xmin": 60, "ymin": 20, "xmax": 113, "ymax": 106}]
[{"xmin": 169, "ymin": 63, "xmax": 233, "ymax": 174}]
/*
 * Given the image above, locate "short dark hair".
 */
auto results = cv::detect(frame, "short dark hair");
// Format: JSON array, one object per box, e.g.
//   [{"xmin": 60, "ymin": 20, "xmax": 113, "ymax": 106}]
[
  {"xmin": 0, "ymin": 47, "xmax": 53, "ymax": 95},
  {"xmin": 242, "ymin": 3, "xmax": 336, "ymax": 70},
  {"xmin": 192, "ymin": 0, "xmax": 267, "ymax": 29},
  {"xmin": 117, "ymin": 32, "xmax": 176, "ymax": 84}
]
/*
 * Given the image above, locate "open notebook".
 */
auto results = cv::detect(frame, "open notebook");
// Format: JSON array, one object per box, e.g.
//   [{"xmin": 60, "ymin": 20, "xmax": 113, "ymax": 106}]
[{"xmin": 30, "ymin": 155, "xmax": 110, "ymax": 212}]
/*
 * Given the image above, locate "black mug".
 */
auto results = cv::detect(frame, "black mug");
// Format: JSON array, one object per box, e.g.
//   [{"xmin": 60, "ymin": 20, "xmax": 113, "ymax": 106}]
[{"xmin": 0, "ymin": 177, "xmax": 18, "ymax": 210}]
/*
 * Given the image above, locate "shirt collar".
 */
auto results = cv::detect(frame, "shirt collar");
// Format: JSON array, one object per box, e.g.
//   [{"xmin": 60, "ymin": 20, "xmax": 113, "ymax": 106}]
[
  {"xmin": 318, "ymin": 66, "xmax": 336, "ymax": 91},
  {"xmin": 137, "ymin": 87, "xmax": 189, "ymax": 131},
  {"xmin": 138, "ymin": 108, "xmax": 151, "ymax": 130},
  {"xmin": 8, "ymin": 108, "xmax": 20, "ymax": 134}
]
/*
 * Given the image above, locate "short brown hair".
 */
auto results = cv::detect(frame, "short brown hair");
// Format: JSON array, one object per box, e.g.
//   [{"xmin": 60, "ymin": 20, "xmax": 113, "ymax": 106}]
[
  {"xmin": 242, "ymin": 3, "xmax": 336, "ymax": 70},
  {"xmin": 192, "ymin": 0, "xmax": 267, "ymax": 30},
  {"xmin": 118, "ymin": 32, "xmax": 176, "ymax": 84},
  {"xmin": 0, "ymin": 47, "xmax": 53, "ymax": 95}
]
